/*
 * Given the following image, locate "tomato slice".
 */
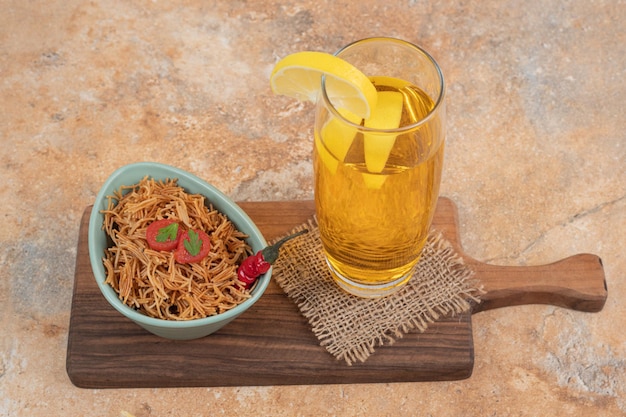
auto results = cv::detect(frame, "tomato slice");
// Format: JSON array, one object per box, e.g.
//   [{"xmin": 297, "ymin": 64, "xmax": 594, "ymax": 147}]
[
  {"xmin": 146, "ymin": 219, "xmax": 181, "ymax": 251},
  {"xmin": 174, "ymin": 229, "xmax": 211, "ymax": 264}
]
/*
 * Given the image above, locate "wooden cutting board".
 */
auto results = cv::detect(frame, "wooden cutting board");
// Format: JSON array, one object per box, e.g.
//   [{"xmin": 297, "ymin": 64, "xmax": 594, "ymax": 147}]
[{"xmin": 66, "ymin": 198, "xmax": 607, "ymax": 389}]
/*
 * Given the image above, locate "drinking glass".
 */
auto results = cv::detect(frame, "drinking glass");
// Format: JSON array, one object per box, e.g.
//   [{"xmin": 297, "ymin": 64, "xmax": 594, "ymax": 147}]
[{"xmin": 314, "ymin": 37, "xmax": 445, "ymax": 297}]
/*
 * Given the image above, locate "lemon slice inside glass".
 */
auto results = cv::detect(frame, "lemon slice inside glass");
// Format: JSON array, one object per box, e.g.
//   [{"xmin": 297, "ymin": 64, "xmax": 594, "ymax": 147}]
[
  {"xmin": 363, "ymin": 90, "xmax": 404, "ymax": 173},
  {"xmin": 361, "ymin": 172, "xmax": 388, "ymax": 189},
  {"xmin": 321, "ymin": 107, "xmax": 362, "ymax": 162},
  {"xmin": 270, "ymin": 51, "xmax": 378, "ymax": 119},
  {"xmin": 314, "ymin": 134, "xmax": 339, "ymax": 174}
]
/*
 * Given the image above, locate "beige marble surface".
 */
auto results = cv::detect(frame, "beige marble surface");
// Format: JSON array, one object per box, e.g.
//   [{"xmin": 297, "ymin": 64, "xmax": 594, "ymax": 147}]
[{"xmin": 1, "ymin": 0, "xmax": 624, "ymax": 416}]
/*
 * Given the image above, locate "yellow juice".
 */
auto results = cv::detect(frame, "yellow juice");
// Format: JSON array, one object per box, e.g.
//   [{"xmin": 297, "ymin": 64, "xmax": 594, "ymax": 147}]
[{"xmin": 314, "ymin": 76, "xmax": 444, "ymax": 292}]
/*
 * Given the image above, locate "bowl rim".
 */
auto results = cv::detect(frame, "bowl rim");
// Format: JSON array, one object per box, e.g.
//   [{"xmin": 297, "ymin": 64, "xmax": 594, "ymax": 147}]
[{"xmin": 88, "ymin": 161, "xmax": 270, "ymax": 329}]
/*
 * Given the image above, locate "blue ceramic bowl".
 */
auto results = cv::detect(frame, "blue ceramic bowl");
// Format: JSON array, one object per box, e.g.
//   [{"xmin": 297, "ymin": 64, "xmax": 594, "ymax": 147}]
[{"xmin": 88, "ymin": 162, "xmax": 269, "ymax": 340}]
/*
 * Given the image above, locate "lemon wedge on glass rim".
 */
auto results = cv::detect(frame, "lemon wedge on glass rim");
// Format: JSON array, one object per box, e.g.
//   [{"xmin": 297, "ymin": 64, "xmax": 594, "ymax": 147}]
[
  {"xmin": 270, "ymin": 51, "xmax": 405, "ymax": 189},
  {"xmin": 270, "ymin": 51, "xmax": 377, "ymax": 120}
]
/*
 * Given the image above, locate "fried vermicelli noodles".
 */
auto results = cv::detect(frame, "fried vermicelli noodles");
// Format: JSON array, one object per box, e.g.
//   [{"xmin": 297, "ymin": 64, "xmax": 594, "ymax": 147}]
[{"xmin": 101, "ymin": 177, "xmax": 253, "ymax": 320}]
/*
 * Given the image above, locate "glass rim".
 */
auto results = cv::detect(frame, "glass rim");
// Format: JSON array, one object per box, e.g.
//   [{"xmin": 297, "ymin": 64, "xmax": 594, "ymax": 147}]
[{"xmin": 320, "ymin": 37, "xmax": 445, "ymax": 133}]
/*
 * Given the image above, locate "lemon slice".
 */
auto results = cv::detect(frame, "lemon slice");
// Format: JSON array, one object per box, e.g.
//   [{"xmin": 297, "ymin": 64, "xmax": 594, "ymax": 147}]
[
  {"xmin": 314, "ymin": 133, "xmax": 339, "ymax": 174},
  {"xmin": 372, "ymin": 75, "xmax": 412, "ymax": 90},
  {"xmin": 321, "ymin": 107, "xmax": 362, "ymax": 162},
  {"xmin": 362, "ymin": 172, "xmax": 388, "ymax": 189},
  {"xmin": 363, "ymin": 90, "xmax": 404, "ymax": 173},
  {"xmin": 270, "ymin": 51, "xmax": 378, "ymax": 119}
]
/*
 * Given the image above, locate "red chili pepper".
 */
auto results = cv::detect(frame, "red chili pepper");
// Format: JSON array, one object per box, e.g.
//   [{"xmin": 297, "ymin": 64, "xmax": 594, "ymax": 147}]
[
  {"xmin": 174, "ymin": 229, "xmax": 211, "ymax": 264},
  {"xmin": 237, "ymin": 229, "xmax": 308, "ymax": 289},
  {"xmin": 146, "ymin": 219, "xmax": 181, "ymax": 251}
]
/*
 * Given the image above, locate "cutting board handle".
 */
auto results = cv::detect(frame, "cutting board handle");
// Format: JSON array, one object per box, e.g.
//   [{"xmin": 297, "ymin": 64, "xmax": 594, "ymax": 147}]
[{"xmin": 468, "ymin": 253, "xmax": 607, "ymax": 313}]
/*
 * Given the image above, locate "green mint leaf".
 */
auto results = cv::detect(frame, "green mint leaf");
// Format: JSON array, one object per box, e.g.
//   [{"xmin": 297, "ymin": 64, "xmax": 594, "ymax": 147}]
[
  {"xmin": 156, "ymin": 223, "xmax": 179, "ymax": 242},
  {"xmin": 184, "ymin": 229, "xmax": 202, "ymax": 256}
]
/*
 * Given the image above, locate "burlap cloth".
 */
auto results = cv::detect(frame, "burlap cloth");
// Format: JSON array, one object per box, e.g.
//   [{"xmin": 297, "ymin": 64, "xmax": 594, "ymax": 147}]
[{"xmin": 271, "ymin": 218, "xmax": 484, "ymax": 366}]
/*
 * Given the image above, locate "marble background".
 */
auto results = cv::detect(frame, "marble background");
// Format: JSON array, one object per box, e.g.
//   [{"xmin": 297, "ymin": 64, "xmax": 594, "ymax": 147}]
[{"xmin": 0, "ymin": 0, "xmax": 624, "ymax": 416}]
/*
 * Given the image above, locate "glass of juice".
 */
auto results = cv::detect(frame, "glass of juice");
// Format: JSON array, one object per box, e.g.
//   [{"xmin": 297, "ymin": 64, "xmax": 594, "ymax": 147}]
[{"xmin": 314, "ymin": 37, "xmax": 445, "ymax": 298}]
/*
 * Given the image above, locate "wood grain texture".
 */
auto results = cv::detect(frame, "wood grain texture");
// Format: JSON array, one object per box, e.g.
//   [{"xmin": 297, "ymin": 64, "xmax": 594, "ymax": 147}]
[
  {"xmin": 66, "ymin": 199, "xmax": 474, "ymax": 389},
  {"xmin": 66, "ymin": 197, "xmax": 607, "ymax": 388}
]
